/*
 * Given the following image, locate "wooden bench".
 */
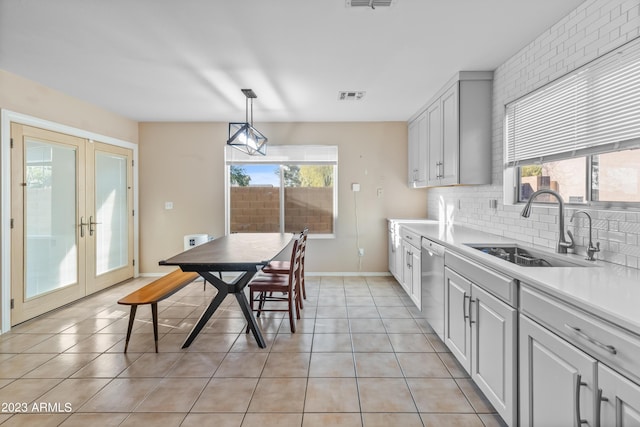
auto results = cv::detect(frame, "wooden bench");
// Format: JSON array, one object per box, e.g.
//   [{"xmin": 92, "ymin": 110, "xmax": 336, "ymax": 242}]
[{"xmin": 118, "ymin": 269, "xmax": 199, "ymax": 352}]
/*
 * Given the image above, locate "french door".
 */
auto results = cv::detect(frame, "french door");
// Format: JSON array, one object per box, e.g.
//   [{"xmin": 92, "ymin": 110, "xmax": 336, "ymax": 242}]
[{"xmin": 10, "ymin": 124, "xmax": 133, "ymax": 325}]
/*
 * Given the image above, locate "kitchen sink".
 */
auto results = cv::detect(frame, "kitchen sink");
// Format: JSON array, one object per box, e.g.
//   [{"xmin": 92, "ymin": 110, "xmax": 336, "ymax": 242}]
[{"xmin": 465, "ymin": 244, "xmax": 596, "ymax": 267}]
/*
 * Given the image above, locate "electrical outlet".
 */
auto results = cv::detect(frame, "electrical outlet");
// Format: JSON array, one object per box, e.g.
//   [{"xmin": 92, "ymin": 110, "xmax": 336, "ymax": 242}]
[
  {"xmin": 165, "ymin": 201, "xmax": 173, "ymax": 210},
  {"xmin": 358, "ymin": 248, "xmax": 365, "ymax": 257}
]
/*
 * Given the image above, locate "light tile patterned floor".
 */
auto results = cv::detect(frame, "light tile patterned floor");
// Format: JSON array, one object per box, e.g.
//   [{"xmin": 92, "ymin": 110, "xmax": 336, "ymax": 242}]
[{"xmin": 0, "ymin": 275, "xmax": 507, "ymax": 426}]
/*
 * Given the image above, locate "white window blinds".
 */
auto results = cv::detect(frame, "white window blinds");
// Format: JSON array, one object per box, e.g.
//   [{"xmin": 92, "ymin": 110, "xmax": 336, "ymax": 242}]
[
  {"xmin": 505, "ymin": 37, "xmax": 640, "ymax": 166},
  {"xmin": 225, "ymin": 145, "xmax": 338, "ymax": 165}
]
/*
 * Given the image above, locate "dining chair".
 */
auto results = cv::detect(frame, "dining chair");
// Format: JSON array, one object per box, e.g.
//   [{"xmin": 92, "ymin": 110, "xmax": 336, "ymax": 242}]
[
  {"xmin": 247, "ymin": 233, "xmax": 303, "ymax": 333},
  {"xmin": 262, "ymin": 228, "xmax": 308, "ymax": 304}
]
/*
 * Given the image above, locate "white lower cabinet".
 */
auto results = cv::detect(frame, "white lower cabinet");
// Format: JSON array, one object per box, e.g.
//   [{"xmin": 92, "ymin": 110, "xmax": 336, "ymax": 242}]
[
  {"xmin": 519, "ymin": 314, "xmax": 597, "ymax": 427},
  {"xmin": 387, "ymin": 221, "xmax": 404, "ymax": 284},
  {"xmin": 599, "ymin": 364, "xmax": 640, "ymax": 426},
  {"xmin": 520, "ymin": 283, "xmax": 640, "ymax": 427},
  {"xmin": 444, "ymin": 267, "xmax": 472, "ymax": 371},
  {"xmin": 401, "ymin": 239, "xmax": 421, "ymax": 309},
  {"xmin": 444, "ymin": 267, "xmax": 516, "ymax": 426}
]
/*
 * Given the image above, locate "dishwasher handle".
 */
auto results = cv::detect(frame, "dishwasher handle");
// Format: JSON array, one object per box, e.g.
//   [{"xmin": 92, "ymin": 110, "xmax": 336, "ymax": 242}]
[{"xmin": 421, "ymin": 238, "xmax": 445, "ymax": 257}]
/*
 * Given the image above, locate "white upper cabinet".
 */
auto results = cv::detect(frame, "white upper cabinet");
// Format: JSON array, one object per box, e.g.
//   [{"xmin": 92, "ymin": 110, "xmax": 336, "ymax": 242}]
[
  {"xmin": 407, "ymin": 110, "xmax": 428, "ymax": 187},
  {"xmin": 409, "ymin": 71, "xmax": 493, "ymax": 188}
]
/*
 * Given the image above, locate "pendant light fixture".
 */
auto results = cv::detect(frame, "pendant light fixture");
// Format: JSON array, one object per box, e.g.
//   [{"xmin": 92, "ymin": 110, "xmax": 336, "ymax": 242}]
[{"xmin": 227, "ymin": 88, "xmax": 268, "ymax": 156}]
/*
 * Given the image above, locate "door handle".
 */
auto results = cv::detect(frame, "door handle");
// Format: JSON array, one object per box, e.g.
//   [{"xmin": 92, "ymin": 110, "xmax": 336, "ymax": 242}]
[
  {"xmin": 79, "ymin": 217, "xmax": 87, "ymax": 238},
  {"xmin": 89, "ymin": 216, "xmax": 101, "ymax": 236}
]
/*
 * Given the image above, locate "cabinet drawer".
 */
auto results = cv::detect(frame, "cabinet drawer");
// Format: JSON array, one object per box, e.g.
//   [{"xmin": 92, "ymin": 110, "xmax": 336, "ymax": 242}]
[
  {"xmin": 445, "ymin": 250, "xmax": 516, "ymax": 306},
  {"xmin": 399, "ymin": 227, "xmax": 421, "ymax": 249},
  {"xmin": 521, "ymin": 284, "xmax": 640, "ymax": 384}
]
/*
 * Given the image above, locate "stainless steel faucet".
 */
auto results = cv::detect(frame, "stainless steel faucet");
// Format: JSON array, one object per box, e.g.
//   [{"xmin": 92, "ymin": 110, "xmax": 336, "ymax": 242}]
[
  {"xmin": 521, "ymin": 189, "xmax": 575, "ymax": 254},
  {"xmin": 570, "ymin": 210, "xmax": 600, "ymax": 261}
]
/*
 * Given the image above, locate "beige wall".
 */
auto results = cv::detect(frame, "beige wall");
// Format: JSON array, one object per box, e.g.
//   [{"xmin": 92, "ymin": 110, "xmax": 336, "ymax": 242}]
[
  {"xmin": 139, "ymin": 121, "xmax": 427, "ymax": 274},
  {"xmin": 0, "ymin": 69, "xmax": 138, "ymax": 143}
]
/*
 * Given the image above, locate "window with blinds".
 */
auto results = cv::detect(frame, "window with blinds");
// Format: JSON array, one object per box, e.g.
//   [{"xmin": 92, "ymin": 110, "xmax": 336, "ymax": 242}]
[
  {"xmin": 505, "ymin": 37, "xmax": 640, "ymax": 205},
  {"xmin": 506, "ymin": 37, "xmax": 640, "ymax": 166}
]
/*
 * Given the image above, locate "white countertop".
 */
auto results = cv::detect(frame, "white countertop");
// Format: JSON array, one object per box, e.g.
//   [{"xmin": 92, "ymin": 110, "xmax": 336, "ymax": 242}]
[{"xmin": 392, "ymin": 219, "xmax": 640, "ymax": 336}]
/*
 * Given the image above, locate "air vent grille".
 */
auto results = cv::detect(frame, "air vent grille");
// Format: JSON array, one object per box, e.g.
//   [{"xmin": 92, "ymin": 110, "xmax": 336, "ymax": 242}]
[
  {"xmin": 338, "ymin": 91, "xmax": 366, "ymax": 101},
  {"xmin": 346, "ymin": 0, "xmax": 395, "ymax": 8}
]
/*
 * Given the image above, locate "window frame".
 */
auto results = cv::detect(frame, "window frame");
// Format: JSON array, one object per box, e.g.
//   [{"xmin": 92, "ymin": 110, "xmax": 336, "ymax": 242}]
[{"xmin": 224, "ymin": 145, "xmax": 338, "ymax": 238}]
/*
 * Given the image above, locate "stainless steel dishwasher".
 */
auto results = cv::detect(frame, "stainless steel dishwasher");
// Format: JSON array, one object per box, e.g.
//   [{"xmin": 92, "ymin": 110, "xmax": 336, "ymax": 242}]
[{"xmin": 421, "ymin": 238, "xmax": 445, "ymax": 340}]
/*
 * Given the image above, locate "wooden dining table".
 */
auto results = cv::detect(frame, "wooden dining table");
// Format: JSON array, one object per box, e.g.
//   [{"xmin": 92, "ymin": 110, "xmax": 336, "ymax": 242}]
[{"xmin": 159, "ymin": 233, "xmax": 293, "ymax": 349}]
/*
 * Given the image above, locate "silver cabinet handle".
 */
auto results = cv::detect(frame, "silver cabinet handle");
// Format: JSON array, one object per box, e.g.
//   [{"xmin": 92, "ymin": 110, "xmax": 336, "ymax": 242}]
[
  {"xmin": 79, "ymin": 217, "xmax": 87, "ymax": 238},
  {"xmin": 565, "ymin": 324, "xmax": 617, "ymax": 355},
  {"xmin": 89, "ymin": 216, "xmax": 101, "ymax": 237},
  {"xmin": 463, "ymin": 294, "xmax": 469, "ymax": 321},
  {"xmin": 469, "ymin": 298, "xmax": 476, "ymax": 325},
  {"xmin": 574, "ymin": 373, "xmax": 588, "ymax": 426},
  {"xmin": 596, "ymin": 388, "xmax": 608, "ymax": 427}
]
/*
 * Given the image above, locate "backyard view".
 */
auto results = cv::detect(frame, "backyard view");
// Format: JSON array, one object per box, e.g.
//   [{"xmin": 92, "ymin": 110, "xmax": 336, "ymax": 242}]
[
  {"xmin": 519, "ymin": 149, "xmax": 640, "ymax": 204},
  {"xmin": 230, "ymin": 164, "xmax": 334, "ymax": 234}
]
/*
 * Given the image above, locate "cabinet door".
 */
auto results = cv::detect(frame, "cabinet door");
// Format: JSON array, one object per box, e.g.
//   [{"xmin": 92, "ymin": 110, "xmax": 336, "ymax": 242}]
[
  {"xmin": 401, "ymin": 241, "xmax": 412, "ymax": 295},
  {"xmin": 407, "ymin": 118, "xmax": 420, "ymax": 186},
  {"xmin": 520, "ymin": 314, "xmax": 597, "ymax": 427},
  {"xmin": 471, "ymin": 284, "xmax": 517, "ymax": 427},
  {"xmin": 408, "ymin": 112, "xmax": 428, "ymax": 187},
  {"xmin": 599, "ymin": 364, "xmax": 640, "ymax": 427},
  {"xmin": 410, "ymin": 249, "xmax": 421, "ymax": 310},
  {"xmin": 426, "ymin": 101, "xmax": 442, "ymax": 186},
  {"xmin": 440, "ymin": 83, "xmax": 459, "ymax": 185},
  {"xmin": 444, "ymin": 267, "xmax": 471, "ymax": 373},
  {"xmin": 394, "ymin": 236, "xmax": 403, "ymax": 283},
  {"xmin": 388, "ymin": 229, "xmax": 396, "ymax": 278}
]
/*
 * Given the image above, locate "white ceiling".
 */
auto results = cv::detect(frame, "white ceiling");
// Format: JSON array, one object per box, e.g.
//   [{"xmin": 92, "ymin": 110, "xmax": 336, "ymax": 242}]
[{"xmin": 0, "ymin": 0, "xmax": 585, "ymax": 123}]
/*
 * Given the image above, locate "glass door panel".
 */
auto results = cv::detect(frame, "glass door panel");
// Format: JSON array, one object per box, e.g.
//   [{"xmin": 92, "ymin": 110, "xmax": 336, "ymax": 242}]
[
  {"xmin": 25, "ymin": 140, "xmax": 78, "ymax": 298},
  {"xmin": 95, "ymin": 151, "xmax": 128, "ymax": 275},
  {"xmin": 11, "ymin": 124, "xmax": 86, "ymax": 325},
  {"xmin": 86, "ymin": 142, "xmax": 133, "ymax": 293}
]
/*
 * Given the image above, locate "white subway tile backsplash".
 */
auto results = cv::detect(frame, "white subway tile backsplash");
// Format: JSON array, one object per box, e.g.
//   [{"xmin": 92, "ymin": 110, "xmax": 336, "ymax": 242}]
[
  {"xmin": 426, "ymin": 0, "xmax": 640, "ymax": 269},
  {"xmin": 591, "ymin": 219, "xmax": 609, "ymax": 231},
  {"xmin": 533, "ymin": 236, "xmax": 553, "ymax": 247},
  {"xmin": 620, "ymin": 243, "xmax": 640, "ymax": 257},
  {"xmin": 598, "ymin": 230, "xmax": 627, "ymax": 243},
  {"xmin": 620, "ymin": 222, "xmax": 640, "ymax": 234},
  {"xmin": 538, "ymin": 214, "xmax": 557, "ymax": 224}
]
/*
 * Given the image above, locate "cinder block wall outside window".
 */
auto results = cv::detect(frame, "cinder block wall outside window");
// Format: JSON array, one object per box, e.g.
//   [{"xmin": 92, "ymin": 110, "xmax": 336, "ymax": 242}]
[{"xmin": 230, "ymin": 187, "xmax": 333, "ymax": 233}]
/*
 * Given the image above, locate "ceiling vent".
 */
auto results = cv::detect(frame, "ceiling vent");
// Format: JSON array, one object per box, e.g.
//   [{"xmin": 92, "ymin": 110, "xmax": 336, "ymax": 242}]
[
  {"xmin": 346, "ymin": 0, "xmax": 396, "ymax": 8},
  {"xmin": 338, "ymin": 91, "xmax": 366, "ymax": 101}
]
